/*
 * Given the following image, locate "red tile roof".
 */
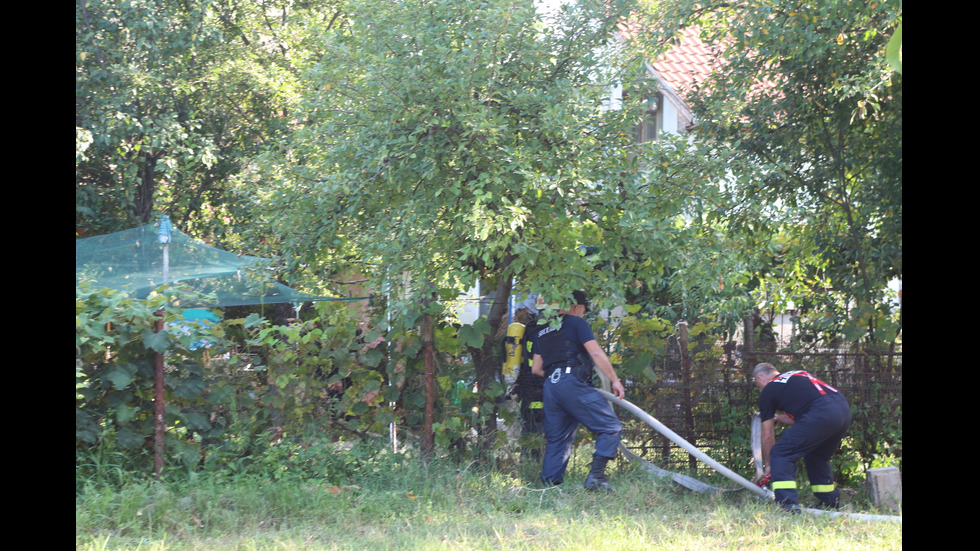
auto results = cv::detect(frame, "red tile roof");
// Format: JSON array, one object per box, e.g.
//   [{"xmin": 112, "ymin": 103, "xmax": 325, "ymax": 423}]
[{"xmin": 650, "ymin": 27, "xmax": 722, "ymax": 104}]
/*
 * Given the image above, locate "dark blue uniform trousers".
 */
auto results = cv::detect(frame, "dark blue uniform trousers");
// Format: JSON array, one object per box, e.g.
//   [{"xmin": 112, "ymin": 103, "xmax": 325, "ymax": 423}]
[
  {"xmin": 540, "ymin": 369, "xmax": 622, "ymax": 485},
  {"xmin": 770, "ymin": 393, "xmax": 851, "ymax": 508}
]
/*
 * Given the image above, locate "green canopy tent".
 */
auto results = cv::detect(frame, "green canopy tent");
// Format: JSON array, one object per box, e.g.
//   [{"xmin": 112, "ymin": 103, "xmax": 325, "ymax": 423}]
[
  {"xmin": 75, "ymin": 216, "xmax": 360, "ymax": 307},
  {"xmin": 76, "ymin": 217, "xmax": 367, "ymax": 475}
]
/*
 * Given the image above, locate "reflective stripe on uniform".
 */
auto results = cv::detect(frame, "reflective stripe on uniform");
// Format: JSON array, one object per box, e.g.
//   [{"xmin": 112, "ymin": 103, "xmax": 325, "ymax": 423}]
[
  {"xmin": 772, "ymin": 480, "xmax": 797, "ymax": 490},
  {"xmin": 811, "ymin": 484, "xmax": 836, "ymax": 493},
  {"xmin": 775, "ymin": 370, "xmax": 838, "ymax": 395},
  {"xmin": 529, "ymin": 401, "xmax": 543, "ymax": 409}
]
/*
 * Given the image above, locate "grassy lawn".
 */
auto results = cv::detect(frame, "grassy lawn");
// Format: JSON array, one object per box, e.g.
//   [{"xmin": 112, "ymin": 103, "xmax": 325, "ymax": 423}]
[{"xmin": 76, "ymin": 450, "xmax": 902, "ymax": 550}]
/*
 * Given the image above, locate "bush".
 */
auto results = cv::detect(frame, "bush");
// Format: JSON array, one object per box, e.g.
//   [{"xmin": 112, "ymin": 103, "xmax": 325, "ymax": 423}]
[{"xmin": 76, "ymin": 287, "xmax": 394, "ymax": 486}]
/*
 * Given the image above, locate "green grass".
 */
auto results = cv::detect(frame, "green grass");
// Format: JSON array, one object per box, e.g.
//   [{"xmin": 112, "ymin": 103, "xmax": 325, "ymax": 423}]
[{"xmin": 76, "ymin": 449, "xmax": 902, "ymax": 550}]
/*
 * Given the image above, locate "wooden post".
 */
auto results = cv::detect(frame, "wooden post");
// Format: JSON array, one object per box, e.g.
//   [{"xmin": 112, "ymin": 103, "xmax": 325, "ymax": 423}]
[
  {"xmin": 153, "ymin": 312, "xmax": 165, "ymax": 478},
  {"xmin": 677, "ymin": 321, "xmax": 697, "ymax": 471},
  {"xmin": 422, "ymin": 304, "xmax": 436, "ymax": 457},
  {"xmin": 743, "ymin": 315, "xmax": 754, "ymax": 363}
]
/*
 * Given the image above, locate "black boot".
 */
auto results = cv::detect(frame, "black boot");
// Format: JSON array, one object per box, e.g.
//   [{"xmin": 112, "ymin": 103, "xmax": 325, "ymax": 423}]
[{"xmin": 584, "ymin": 455, "xmax": 615, "ymax": 492}]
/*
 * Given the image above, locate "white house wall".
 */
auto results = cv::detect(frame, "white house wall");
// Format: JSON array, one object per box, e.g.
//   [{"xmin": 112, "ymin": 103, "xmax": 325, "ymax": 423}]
[
  {"xmin": 457, "ymin": 283, "xmax": 482, "ymax": 326},
  {"xmin": 662, "ymin": 97, "xmax": 678, "ymax": 134}
]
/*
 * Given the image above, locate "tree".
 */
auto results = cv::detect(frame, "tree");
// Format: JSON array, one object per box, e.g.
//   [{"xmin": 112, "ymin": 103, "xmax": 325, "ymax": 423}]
[
  {"xmin": 647, "ymin": 0, "xmax": 903, "ymax": 347},
  {"xmin": 253, "ymin": 0, "xmax": 742, "ymax": 445},
  {"xmin": 75, "ymin": 0, "xmax": 346, "ymax": 240}
]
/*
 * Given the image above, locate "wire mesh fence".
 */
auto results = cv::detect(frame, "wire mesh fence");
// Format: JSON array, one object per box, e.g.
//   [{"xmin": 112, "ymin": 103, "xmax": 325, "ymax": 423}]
[{"xmin": 619, "ymin": 340, "xmax": 903, "ymax": 480}]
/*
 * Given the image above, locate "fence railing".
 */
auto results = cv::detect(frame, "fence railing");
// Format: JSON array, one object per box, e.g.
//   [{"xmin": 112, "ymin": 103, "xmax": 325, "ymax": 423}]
[{"xmin": 618, "ymin": 340, "xmax": 902, "ymax": 482}]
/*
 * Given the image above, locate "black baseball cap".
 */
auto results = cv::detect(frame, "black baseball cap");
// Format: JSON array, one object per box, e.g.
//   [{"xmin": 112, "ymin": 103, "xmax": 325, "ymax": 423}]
[{"xmin": 573, "ymin": 290, "xmax": 589, "ymax": 312}]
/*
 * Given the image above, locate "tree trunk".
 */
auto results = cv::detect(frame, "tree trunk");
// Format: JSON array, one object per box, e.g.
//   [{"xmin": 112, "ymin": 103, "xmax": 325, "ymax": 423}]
[
  {"xmin": 422, "ymin": 300, "xmax": 436, "ymax": 457},
  {"xmin": 468, "ymin": 255, "xmax": 516, "ymax": 452},
  {"xmin": 135, "ymin": 153, "xmax": 159, "ymax": 224}
]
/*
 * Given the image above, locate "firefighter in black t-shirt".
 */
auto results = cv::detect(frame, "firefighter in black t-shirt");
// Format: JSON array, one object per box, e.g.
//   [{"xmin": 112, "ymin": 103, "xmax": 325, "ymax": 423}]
[
  {"xmin": 752, "ymin": 362, "xmax": 852, "ymax": 511},
  {"xmin": 532, "ymin": 291, "xmax": 625, "ymax": 491}
]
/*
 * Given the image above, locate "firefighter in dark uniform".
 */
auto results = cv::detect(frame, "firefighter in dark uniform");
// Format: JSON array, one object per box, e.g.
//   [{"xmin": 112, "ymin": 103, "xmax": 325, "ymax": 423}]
[
  {"xmin": 531, "ymin": 291, "xmax": 625, "ymax": 491},
  {"xmin": 517, "ymin": 302, "xmax": 547, "ymax": 460},
  {"xmin": 752, "ymin": 362, "xmax": 852, "ymax": 511}
]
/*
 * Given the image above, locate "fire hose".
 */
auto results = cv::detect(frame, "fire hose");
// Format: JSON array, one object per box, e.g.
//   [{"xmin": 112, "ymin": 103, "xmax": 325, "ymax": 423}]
[{"xmin": 596, "ymin": 389, "xmax": 770, "ymax": 499}]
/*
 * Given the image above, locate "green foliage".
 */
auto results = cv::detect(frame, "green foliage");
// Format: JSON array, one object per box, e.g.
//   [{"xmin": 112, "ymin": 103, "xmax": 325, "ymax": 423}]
[
  {"xmin": 252, "ymin": 0, "xmax": 754, "ymax": 315},
  {"xmin": 243, "ymin": 0, "xmax": 756, "ymax": 450},
  {"xmin": 75, "ymin": 0, "xmax": 342, "ymax": 241},
  {"xmin": 841, "ymin": 357, "xmax": 903, "ymax": 477},
  {"xmin": 76, "ymin": 286, "xmax": 231, "ymax": 481},
  {"xmin": 264, "ymin": 0, "xmax": 643, "ymax": 290},
  {"xmin": 77, "ymin": 281, "xmax": 506, "ymax": 481},
  {"xmin": 76, "ymin": 0, "xmax": 903, "ymax": 485},
  {"xmin": 648, "ymin": 0, "xmax": 903, "ymax": 347},
  {"xmin": 599, "ymin": 309, "xmax": 672, "ymax": 380},
  {"xmin": 76, "ymin": 285, "xmax": 405, "ymax": 482}
]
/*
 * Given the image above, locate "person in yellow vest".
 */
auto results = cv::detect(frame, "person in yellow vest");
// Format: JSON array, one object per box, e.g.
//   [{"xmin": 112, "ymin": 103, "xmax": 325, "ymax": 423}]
[{"xmin": 504, "ymin": 296, "xmax": 547, "ymax": 462}]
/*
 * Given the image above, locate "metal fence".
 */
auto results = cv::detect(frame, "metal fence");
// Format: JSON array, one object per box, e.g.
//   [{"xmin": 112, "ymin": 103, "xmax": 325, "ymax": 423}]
[{"xmin": 618, "ymin": 339, "xmax": 903, "ymax": 480}]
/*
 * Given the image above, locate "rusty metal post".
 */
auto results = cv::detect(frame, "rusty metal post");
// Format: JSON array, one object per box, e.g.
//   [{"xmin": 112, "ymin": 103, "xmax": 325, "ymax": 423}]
[
  {"xmin": 154, "ymin": 312, "xmax": 165, "ymax": 478},
  {"xmin": 422, "ymin": 306, "xmax": 436, "ymax": 457}
]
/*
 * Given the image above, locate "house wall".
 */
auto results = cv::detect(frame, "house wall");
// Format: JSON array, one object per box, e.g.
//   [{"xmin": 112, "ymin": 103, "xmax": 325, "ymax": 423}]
[
  {"xmin": 662, "ymin": 96, "xmax": 679, "ymax": 134},
  {"xmin": 457, "ymin": 283, "xmax": 483, "ymax": 326}
]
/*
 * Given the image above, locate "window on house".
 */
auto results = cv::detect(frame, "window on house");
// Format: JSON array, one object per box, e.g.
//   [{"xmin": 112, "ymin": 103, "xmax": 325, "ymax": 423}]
[{"xmin": 635, "ymin": 94, "xmax": 662, "ymax": 144}]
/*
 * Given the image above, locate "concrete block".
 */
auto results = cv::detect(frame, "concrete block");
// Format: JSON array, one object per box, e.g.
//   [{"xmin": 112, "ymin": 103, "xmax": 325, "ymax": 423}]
[{"xmin": 866, "ymin": 467, "xmax": 902, "ymax": 511}]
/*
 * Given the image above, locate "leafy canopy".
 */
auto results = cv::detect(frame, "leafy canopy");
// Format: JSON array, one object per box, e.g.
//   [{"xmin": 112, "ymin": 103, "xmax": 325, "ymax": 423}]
[
  {"xmin": 646, "ymin": 0, "xmax": 903, "ymax": 345},
  {"xmin": 258, "ymin": 0, "xmax": 739, "ymax": 325}
]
